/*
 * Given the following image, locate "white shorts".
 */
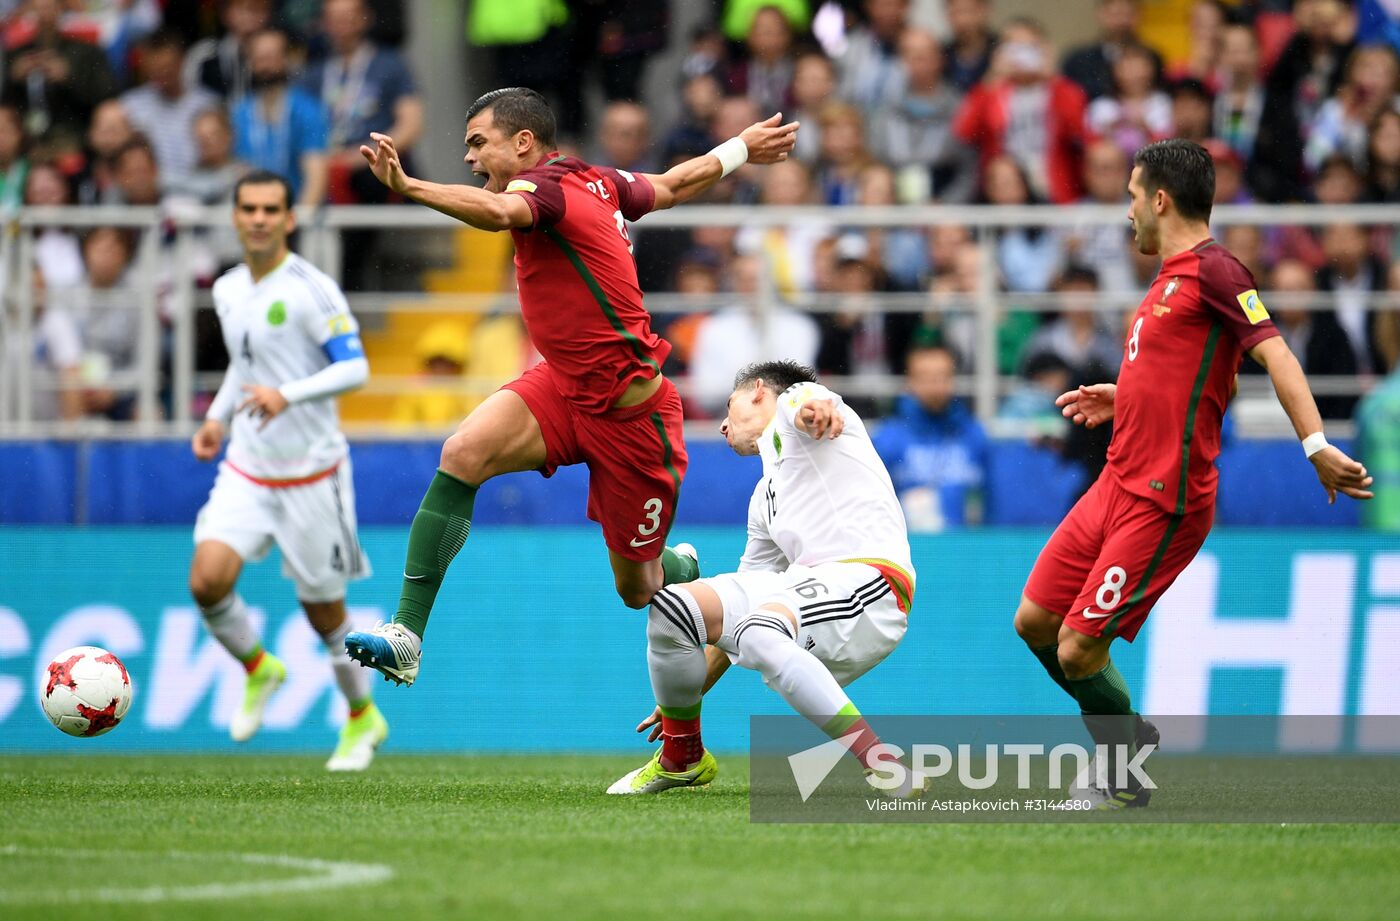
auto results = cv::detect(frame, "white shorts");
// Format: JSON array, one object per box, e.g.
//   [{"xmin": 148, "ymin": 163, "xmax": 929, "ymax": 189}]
[
  {"xmin": 701, "ymin": 562, "xmax": 908, "ymax": 687},
  {"xmin": 194, "ymin": 458, "xmax": 371, "ymax": 603}
]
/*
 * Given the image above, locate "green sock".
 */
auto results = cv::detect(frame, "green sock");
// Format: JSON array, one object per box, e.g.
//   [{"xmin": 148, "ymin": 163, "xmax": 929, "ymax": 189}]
[
  {"xmin": 1030, "ymin": 644, "xmax": 1077, "ymax": 701},
  {"xmin": 1068, "ymin": 661, "xmax": 1137, "ymax": 787},
  {"xmin": 661, "ymin": 545, "xmax": 699, "ymax": 585},
  {"xmin": 395, "ymin": 469, "xmax": 477, "ymax": 639}
]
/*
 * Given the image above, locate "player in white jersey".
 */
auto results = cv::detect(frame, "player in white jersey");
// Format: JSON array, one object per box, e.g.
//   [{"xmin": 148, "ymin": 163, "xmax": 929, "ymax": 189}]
[
  {"xmin": 188, "ymin": 170, "xmax": 386, "ymax": 771},
  {"xmin": 609, "ymin": 361, "xmax": 918, "ymax": 795}
]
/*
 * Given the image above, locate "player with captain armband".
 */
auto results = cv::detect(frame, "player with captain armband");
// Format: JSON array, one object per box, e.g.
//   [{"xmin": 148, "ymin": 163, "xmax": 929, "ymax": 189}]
[{"xmin": 189, "ymin": 170, "xmax": 386, "ymax": 771}]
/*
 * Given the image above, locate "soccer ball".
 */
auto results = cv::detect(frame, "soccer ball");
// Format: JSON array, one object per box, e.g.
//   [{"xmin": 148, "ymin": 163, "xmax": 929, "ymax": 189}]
[{"xmin": 39, "ymin": 646, "xmax": 133, "ymax": 738}]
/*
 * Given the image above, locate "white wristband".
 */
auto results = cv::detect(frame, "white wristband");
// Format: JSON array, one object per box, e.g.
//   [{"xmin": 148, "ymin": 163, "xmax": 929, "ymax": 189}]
[
  {"xmin": 708, "ymin": 137, "xmax": 748, "ymax": 178},
  {"xmin": 1302, "ymin": 432, "xmax": 1329, "ymax": 459}
]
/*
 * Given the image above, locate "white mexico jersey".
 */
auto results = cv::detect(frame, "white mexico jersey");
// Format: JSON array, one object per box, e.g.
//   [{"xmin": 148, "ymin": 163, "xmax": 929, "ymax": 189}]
[
  {"xmin": 212, "ymin": 253, "xmax": 359, "ymax": 480},
  {"xmin": 739, "ymin": 382, "xmax": 914, "ymax": 583}
]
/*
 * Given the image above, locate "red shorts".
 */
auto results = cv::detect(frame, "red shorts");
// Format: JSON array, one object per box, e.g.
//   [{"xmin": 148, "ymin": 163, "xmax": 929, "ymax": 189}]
[
  {"xmin": 503, "ymin": 362, "xmax": 688, "ymax": 562},
  {"xmin": 1023, "ymin": 474, "xmax": 1213, "ymax": 642}
]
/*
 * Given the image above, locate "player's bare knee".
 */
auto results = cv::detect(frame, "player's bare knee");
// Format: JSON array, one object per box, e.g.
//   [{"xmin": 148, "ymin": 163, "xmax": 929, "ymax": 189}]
[
  {"xmin": 439, "ymin": 430, "xmax": 493, "ymax": 485},
  {"xmin": 189, "ymin": 570, "xmax": 232, "ymax": 609},
  {"xmin": 1014, "ymin": 598, "xmax": 1060, "ymax": 646},
  {"xmin": 619, "ymin": 580, "xmax": 660, "ymax": 610},
  {"xmin": 1057, "ymin": 637, "xmax": 1107, "ymax": 680}
]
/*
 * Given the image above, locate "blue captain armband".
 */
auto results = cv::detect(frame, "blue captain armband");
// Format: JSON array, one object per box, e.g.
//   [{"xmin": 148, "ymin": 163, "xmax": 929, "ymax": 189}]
[{"xmin": 323, "ymin": 333, "xmax": 364, "ymax": 362}]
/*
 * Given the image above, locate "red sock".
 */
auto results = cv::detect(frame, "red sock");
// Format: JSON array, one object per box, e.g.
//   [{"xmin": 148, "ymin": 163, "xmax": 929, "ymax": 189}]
[
  {"xmin": 242, "ymin": 649, "xmax": 265, "ymax": 675},
  {"xmin": 842, "ymin": 718, "xmax": 885, "ymax": 772},
  {"xmin": 659, "ymin": 714, "xmax": 704, "ymax": 772}
]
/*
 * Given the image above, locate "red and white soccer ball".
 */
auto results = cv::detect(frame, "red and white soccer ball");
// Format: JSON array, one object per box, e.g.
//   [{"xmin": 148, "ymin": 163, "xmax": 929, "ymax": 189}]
[{"xmin": 39, "ymin": 646, "xmax": 133, "ymax": 738}]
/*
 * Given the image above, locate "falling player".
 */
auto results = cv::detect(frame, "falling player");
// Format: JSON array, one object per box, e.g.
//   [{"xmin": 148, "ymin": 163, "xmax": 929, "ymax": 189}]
[
  {"xmin": 1013, "ymin": 140, "xmax": 1373, "ymax": 807},
  {"xmin": 608, "ymin": 361, "xmax": 917, "ymax": 795},
  {"xmin": 189, "ymin": 170, "xmax": 386, "ymax": 771},
  {"xmin": 345, "ymin": 87, "xmax": 799, "ymax": 686}
]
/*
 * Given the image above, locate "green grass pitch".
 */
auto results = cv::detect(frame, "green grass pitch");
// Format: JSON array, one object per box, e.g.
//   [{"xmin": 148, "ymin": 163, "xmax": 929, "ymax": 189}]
[{"xmin": 3, "ymin": 754, "xmax": 1399, "ymax": 920}]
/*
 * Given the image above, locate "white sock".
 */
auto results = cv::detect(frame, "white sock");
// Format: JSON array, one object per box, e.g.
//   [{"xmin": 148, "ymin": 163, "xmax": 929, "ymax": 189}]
[
  {"xmin": 732, "ymin": 609, "xmax": 851, "ymax": 725},
  {"xmin": 318, "ymin": 618, "xmax": 371, "ymax": 709},
  {"xmin": 200, "ymin": 593, "xmax": 260, "ymax": 662},
  {"xmin": 647, "ymin": 587, "xmax": 708, "ymax": 710}
]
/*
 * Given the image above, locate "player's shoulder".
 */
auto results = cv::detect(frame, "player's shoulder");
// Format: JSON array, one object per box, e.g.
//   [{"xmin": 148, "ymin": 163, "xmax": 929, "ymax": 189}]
[
  {"xmin": 509, "ymin": 155, "xmax": 587, "ymax": 190},
  {"xmin": 211, "ymin": 263, "xmax": 250, "ymax": 301},
  {"xmin": 1195, "ymin": 240, "xmax": 1256, "ymax": 287},
  {"xmin": 282, "ymin": 254, "xmax": 348, "ymax": 313}
]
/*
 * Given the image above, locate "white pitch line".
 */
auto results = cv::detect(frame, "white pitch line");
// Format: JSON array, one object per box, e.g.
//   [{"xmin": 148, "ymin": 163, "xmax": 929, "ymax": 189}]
[{"xmin": 0, "ymin": 845, "xmax": 394, "ymax": 904}]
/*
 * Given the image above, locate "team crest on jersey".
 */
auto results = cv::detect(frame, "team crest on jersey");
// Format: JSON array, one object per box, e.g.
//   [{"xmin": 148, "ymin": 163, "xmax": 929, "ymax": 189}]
[
  {"xmin": 267, "ymin": 300, "xmax": 287, "ymax": 326},
  {"xmin": 1236, "ymin": 289, "xmax": 1270, "ymax": 324},
  {"xmin": 1153, "ymin": 277, "xmax": 1180, "ymax": 317}
]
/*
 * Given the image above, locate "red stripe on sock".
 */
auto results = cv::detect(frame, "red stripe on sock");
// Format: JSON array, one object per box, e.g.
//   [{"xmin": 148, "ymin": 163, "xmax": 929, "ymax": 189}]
[
  {"xmin": 660, "ymin": 714, "xmax": 703, "ymax": 771},
  {"xmin": 242, "ymin": 650, "xmax": 265, "ymax": 674},
  {"xmin": 844, "ymin": 718, "xmax": 884, "ymax": 771},
  {"xmin": 349, "ymin": 702, "xmax": 370, "ymax": 719}
]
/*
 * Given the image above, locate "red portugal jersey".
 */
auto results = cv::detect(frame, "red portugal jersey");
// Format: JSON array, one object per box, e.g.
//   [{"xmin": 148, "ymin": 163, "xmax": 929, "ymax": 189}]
[
  {"xmin": 503, "ymin": 155, "xmax": 667, "ymax": 414},
  {"xmin": 1106, "ymin": 238, "xmax": 1279, "ymax": 514}
]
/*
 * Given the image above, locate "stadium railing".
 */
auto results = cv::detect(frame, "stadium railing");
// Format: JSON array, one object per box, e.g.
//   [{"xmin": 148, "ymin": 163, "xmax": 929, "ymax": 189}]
[{"xmin": 2, "ymin": 203, "xmax": 1396, "ymax": 439}]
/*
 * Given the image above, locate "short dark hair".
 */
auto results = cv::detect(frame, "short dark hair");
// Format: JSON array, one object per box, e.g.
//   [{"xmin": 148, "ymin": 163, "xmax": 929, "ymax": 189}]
[
  {"xmin": 234, "ymin": 169, "xmax": 293, "ymax": 208},
  {"xmin": 733, "ymin": 360, "xmax": 818, "ymax": 395},
  {"xmin": 141, "ymin": 27, "xmax": 186, "ymax": 54},
  {"xmin": 1133, "ymin": 138, "xmax": 1214, "ymax": 222},
  {"xmin": 466, "ymin": 87, "xmax": 556, "ymax": 149}
]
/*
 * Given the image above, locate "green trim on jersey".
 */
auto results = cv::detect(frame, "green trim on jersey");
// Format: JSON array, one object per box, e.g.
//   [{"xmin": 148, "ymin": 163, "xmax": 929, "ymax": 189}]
[
  {"xmin": 1176, "ymin": 322, "xmax": 1223, "ymax": 515},
  {"xmin": 1105, "ymin": 514, "xmax": 1183, "ymax": 637},
  {"xmin": 541, "ymin": 227, "xmax": 660, "ymax": 376},
  {"xmin": 649, "ymin": 411, "xmax": 681, "ymax": 496}
]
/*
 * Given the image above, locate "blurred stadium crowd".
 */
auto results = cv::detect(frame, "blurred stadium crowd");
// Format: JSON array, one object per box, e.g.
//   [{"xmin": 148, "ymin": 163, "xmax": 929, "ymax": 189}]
[{"xmin": 2, "ymin": 0, "xmax": 1398, "ymax": 447}]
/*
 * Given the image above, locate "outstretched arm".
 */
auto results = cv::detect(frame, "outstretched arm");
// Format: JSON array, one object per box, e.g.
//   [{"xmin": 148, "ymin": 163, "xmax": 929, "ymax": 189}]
[
  {"xmin": 1249, "ymin": 335, "xmax": 1373, "ymax": 504},
  {"xmin": 643, "ymin": 113, "xmax": 799, "ymax": 210},
  {"xmin": 359, "ymin": 132, "xmax": 533, "ymax": 231}
]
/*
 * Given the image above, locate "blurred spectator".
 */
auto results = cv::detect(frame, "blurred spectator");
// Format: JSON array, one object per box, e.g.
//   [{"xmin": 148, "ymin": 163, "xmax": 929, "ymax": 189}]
[
  {"xmin": 736, "ymin": 157, "xmax": 830, "ymax": 296},
  {"xmin": 563, "ymin": 2, "xmax": 668, "ymax": 109},
  {"xmin": 78, "ymin": 0, "xmax": 163, "ymax": 85},
  {"xmin": 954, "ymin": 17, "xmax": 1088, "ymax": 204},
  {"xmin": 1205, "ymin": 139, "xmax": 1251, "ymax": 204},
  {"xmin": 815, "ymin": 101, "xmax": 874, "ymax": 204},
  {"xmin": 595, "ymin": 101, "xmax": 653, "ymax": 173},
  {"xmin": 868, "ymin": 28, "xmax": 977, "ymax": 205},
  {"xmin": 232, "ymin": 28, "xmax": 329, "ymax": 206},
  {"xmin": 999, "ymin": 350, "xmax": 1073, "ymax": 431},
  {"xmin": 789, "ymin": 50, "xmax": 836, "ymax": 162},
  {"xmin": 688, "ymin": 254, "xmax": 821, "ymax": 416},
  {"xmin": 390, "ymin": 320, "xmax": 476, "ymax": 428},
  {"xmin": 851, "ymin": 162, "xmax": 926, "ymax": 289},
  {"xmin": 662, "ymin": 73, "xmax": 724, "ymax": 165},
  {"xmin": 1221, "ymin": 224, "xmax": 1268, "ymax": 282},
  {"xmin": 1085, "ymin": 42, "xmax": 1173, "ymax": 159},
  {"xmin": 942, "ymin": 0, "xmax": 997, "ymax": 93},
  {"xmin": 924, "ymin": 224, "xmax": 972, "ymax": 283},
  {"xmin": 185, "ymin": 0, "xmax": 273, "ymax": 100},
  {"xmin": 1168, "ymin": 77, "xmax": 1214, "ymax": 143},
  {"xmin": 1212, "ymin": 22, "xmax": 1265, "ymax": 165},
  {"xmin": 120, "ymin": 29, "xmax": 218, "ymax": 184},
  {"xmin": 302, "ymin": 0, "xmax": 422, "ymax": 204},
  {"xmin": 981, "ymin": 154, "xmax": 1063, "ymax": 294},
  {"xmin": 165, "ymin": 109, "xmax": 247, "ymax": 276},
  {"xmin": 30, "ymin": 265, "xmax": 85, "ymax": 422},
  {"xmin": 110, "ymin": 137, "xmax": 160, "ymax": 206},
  {"xmin": 1064, "ymin": 137, "xmax": 1131, "ymax": 293},
  {"xmin": 872, "ymin": 343, "xmax": 989, "ymax": 531},
  {"xmin": 1317, "ymin": 222, "xmax": 1389, "ymax": 374},
  {"xmin": 1021, "ymin": 265, "xmax": 1123, "ymax": 379},
  {"xmin": 680, "ymin": 25, "xmax": 728, "ymax": 82},
  {"xmin": 1166, "ymin": 0, "xmax": 1228, "ymax": 89},
  {"xmin": 1256, "ymin": 0, "xmax": 1357, "ymax": 202},
  {"xmin": 0, "ymin": 102, "xmax": 28, "ymax": 214},
  {"xmin": 57, "ymin": 227, "xmax": 142, "ymax": 420},
  {"xmin": 839, "ymin": 0, "xmax": 909, "ymax": 110},
  {"xmin": 74, "ymin": 98, "xmax": 131, "ymax": 204},
  {"xmin": 659, "ymin": 250, "xmax": 723, "ymax": 379},
  {"xmin": 2, "ymin": 0, "xmax": 116, "ymax": 152},
  {"xmin": 1366, "ymin": 107, "xmax": 1400, "ymax": 203},
  {"xmin": 466, "ymin": 0, "xmax": 573, "ymax": 133},
  {"xmin": 1241, "ymin": 258, "xmax": 1358, "ymax": 419},
  {"xmin": 721, "ymin": 0, "xmax": 811, "ymax": 43},
  {"xmin": 1275, "ymin": 154, "xmax": 1365, "ymax": 267},
  {"xmin": 815, "ymin": 242, "xmax": 920, "ymax": 402},
  {"xmin": 1061, "ymin": 0, "xmax": 1163, "ymax": 101},
  {"xmin": 727, "ymin": 5, "xmax": 797, "ymax": 116},
  {"xmin": 1304, "ymin": 44, "xmax": 1400, "ymax": 175},
  {"xmin": 709, "ymin": 94, "xmax": 764, "ymax": 201},
  {"xmin": 25, "ymin": 161, "xmax": 83, "ymax": 289}
]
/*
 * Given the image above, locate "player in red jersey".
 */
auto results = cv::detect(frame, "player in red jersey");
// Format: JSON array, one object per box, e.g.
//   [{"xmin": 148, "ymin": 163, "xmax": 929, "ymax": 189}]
[
  {"xmin": 342, "ymin": 87, "xmax": 799, "ymax": 686},
  {"xmin": 1014, "ymin": 139, "xmax": 1373, "ymax": 807}
]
